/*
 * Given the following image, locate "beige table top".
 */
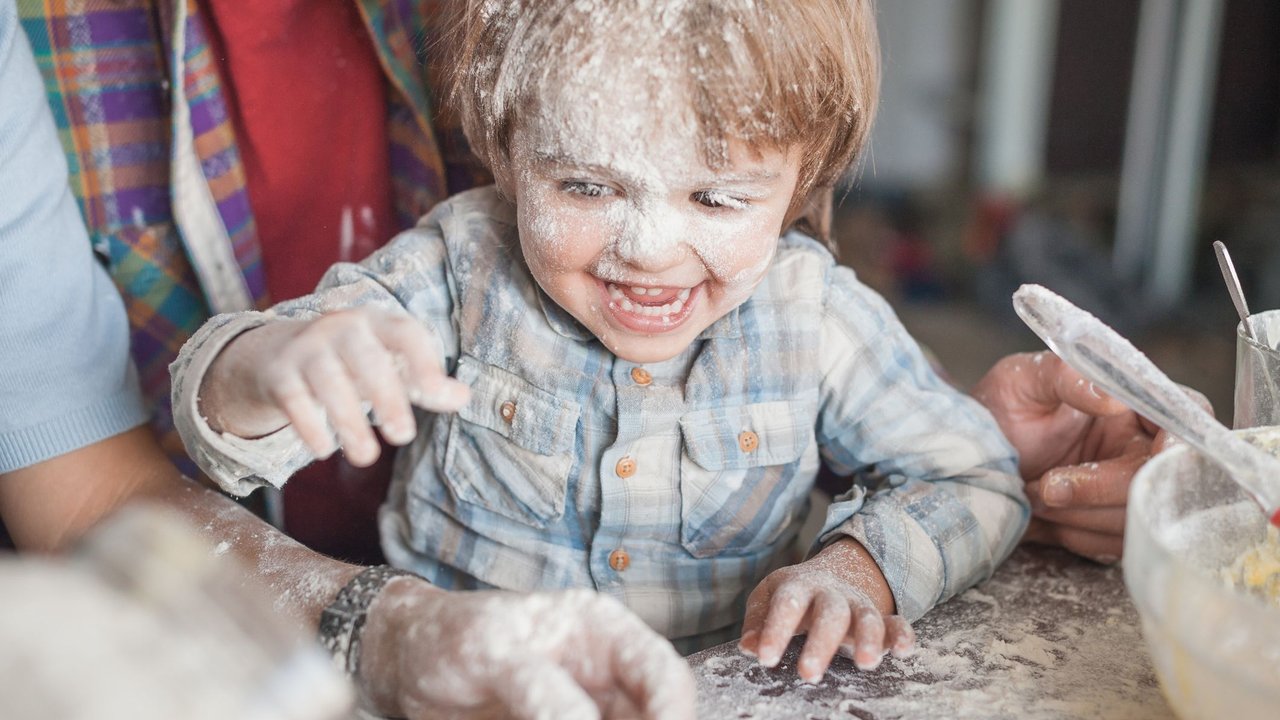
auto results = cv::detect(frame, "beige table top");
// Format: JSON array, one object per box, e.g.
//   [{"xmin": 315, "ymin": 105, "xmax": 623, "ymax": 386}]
[{"xmin": 687, "ymin": 546, "xmax": 1176, "ymax": 719}]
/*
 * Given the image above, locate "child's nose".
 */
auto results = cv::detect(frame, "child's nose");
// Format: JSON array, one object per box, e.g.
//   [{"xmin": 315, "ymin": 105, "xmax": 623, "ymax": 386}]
[{"xmin": 614, "ymin": 219, "xmax": 688, "ymax": 272}]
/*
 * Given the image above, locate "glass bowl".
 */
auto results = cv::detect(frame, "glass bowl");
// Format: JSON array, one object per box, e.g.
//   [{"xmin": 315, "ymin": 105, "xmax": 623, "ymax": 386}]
[{"xmin": 1124, "ymin": 427, "xmax": 1280, "ymax": 719}]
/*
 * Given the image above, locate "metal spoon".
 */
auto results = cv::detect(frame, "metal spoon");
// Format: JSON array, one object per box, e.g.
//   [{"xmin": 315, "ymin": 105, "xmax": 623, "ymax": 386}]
[
  {"xmin": 1013, "ymin": 283, "xmax": 1280, "ymax": 527},
  {"xmin": 1213, "ymin": 240, "xmax": 1256, "ymax": 341}
]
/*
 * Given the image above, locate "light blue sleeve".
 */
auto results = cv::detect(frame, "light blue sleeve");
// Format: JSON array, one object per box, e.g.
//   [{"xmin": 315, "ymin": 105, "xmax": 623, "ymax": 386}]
[
  {"xmin": 813, "ymin": 263, "xmax": 1029, "ymax": 622},
  {"xmin": 0, "ymin": 5, "xmax": 149, "ymax": 473}
]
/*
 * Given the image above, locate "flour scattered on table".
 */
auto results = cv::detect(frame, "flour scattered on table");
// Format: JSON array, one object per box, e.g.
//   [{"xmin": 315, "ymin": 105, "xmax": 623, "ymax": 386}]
[{"xmin": 689, "ymin": 548, "xmax": 1168, "ymax": 720}]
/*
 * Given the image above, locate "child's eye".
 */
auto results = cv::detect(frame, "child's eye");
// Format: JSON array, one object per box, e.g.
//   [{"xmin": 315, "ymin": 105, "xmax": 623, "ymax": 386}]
[
  {"xmin": 692, "ymin": 190, "xmax": 749, "ymax": 211},
  {"xmin": 561, "ymin": 181, "xmax": 616, "ymax": 198}
]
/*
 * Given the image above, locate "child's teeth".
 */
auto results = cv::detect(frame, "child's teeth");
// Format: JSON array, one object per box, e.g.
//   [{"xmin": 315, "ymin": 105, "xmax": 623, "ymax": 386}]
[
  {"xmin": 635, "ymin": 300, "xmax": 681, "ymax": 317},
  {"xmin": 608, "ymin": 282, "xmax": 690, "ymax": 318}
]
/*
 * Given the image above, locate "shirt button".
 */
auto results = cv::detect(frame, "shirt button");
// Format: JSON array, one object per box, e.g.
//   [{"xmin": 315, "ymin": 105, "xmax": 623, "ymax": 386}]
[
  {"xmin": 738, "ymin": 430, "xmax": 759, "ymax": 453},
  {"xmin": 630, "ymin": 367, "xmax": 652, "ymax": 386},
  {"xmin": 500, "ymin": 401, "xmax": 516, "ymax": 423},
  {"xmin": 609, "ymin": 549, "xmax": 630, "ymax": 572},
  {"xmin": 615, "ymin": 456, "xmax": 637, "ymax": 478}
]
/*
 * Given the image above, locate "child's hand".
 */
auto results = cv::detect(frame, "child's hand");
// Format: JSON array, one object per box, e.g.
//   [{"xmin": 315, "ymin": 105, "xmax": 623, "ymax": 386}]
[
  {"xmin": 739, "ymin": 537, "xmax": 914, "ymax": 683},
  {"xmin": 201, "ymin": 307, "xmax": 470, "ymax": 466}
]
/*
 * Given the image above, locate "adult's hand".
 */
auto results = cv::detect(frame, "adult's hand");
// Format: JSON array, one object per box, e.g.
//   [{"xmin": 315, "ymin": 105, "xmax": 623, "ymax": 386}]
[
  {"xmin": 971, "ymin": 351, "xmax": 1180, "ymax": 563},
  {"xmin": 358, "ymin": 583, "xmax": 697, "ymax": 720}
]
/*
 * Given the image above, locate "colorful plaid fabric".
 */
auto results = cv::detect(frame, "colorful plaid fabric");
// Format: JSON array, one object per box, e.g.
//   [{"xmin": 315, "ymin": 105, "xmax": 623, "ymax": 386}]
[
  {"xmin": 16, "ymin": 0, "xmax": 488, "ymax": 468},
  {"xmin": 19, "ymin": 1, "xmax": 208, "ymax": 465}
]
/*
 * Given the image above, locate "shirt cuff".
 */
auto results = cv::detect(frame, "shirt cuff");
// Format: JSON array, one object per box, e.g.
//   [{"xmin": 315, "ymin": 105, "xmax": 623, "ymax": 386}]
[
  {"xmin": 814, "ymin": 482, "xmax": 949, "ymax": 623},
  {"xmin": 170, "ymin": 312, "xmax": 316, "ymax": 496}
]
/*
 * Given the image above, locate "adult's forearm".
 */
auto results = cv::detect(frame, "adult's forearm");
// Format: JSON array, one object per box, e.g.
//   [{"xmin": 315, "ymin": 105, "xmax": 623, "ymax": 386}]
[
  {"xmin": 0, "ymin": 426, "xmax": 360, "ymax": 627},
  {"xmin": 139, "ymin": 469, "xmax": 362, "ymax": 628}
]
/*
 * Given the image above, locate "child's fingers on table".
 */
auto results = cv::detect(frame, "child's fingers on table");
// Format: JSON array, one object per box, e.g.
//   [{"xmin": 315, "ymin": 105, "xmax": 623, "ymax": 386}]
[
  {"xmin": 755, "ymin": 583, "xmax": 814, "ymax": 667},
  {"xmin": 848, "ymin": 604, "xmax": 887, "ymax": 671},
  {"xmin": 493, "ymin": 663, "xmax": 601, "ymax": 720},
  {"xmin": 736, "ymin": 578, "xmax": 777, "ymax": 656},
  {"xmin": 301, "ymin": 355, "xmax": 380, "ymax": 466},
  {"xmin": 267, "ymin": 373, "xmax": 335, "ymax": 458},
  {"xmin": 796, "ymin": 590, "xmax": 851, "ymax": 683},
  {"xmin": 884, "ymin": 615, "xmax": 915, "ymax": 658},
  {"xmin": 335, "ymin": 327, "xmax": 416, "ymax": 445}
]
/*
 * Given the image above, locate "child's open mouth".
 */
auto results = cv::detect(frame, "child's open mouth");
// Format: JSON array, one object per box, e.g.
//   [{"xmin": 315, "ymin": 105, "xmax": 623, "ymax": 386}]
[{"xmin": 600, "ymin": 280, "xmax": 698, "ymax": 333}]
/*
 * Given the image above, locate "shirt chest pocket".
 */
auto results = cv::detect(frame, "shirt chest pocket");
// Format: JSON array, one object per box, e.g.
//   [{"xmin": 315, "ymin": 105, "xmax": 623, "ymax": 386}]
[
  {"xmin": 442, "ymin": 356, "xmax": 580, "ymax": 528},
  {"xmin": 678, "ymin": 400, "xmax": 819, "ymax": 558}
]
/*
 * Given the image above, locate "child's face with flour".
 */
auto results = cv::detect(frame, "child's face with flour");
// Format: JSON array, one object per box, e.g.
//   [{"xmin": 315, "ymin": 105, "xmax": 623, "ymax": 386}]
[{"xmin": 503, "ymin": 64, "xmax": 802, "ymax": 364}]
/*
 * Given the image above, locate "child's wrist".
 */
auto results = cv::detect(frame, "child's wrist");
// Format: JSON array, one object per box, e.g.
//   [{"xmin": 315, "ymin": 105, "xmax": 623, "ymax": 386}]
[
  {"xmin": 816, "ymin": 536, "xmax": 895, "ymax": 615},
  {"xmin": 199, "ymin": 325, "xmax": 292, "ymax": 437}
]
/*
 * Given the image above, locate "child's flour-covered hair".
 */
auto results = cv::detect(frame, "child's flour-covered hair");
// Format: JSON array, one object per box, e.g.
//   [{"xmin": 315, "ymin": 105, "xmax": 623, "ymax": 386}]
[{"xmin": 450, "ymin": 0, "xmax": 880, "ymax": 230}]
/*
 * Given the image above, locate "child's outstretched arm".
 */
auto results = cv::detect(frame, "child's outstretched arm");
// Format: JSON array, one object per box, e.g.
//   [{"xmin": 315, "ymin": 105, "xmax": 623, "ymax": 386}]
[
  {"xmin": 739, "ymin": 536, "xmax": 914, "ymax": 683},
  {"xmin": 198, "ymin": 307, "xmax": 469, "ymax": 465},
  {"xmin": 172, "ymin": 215, "xmax": 465, "ymax": 495}
]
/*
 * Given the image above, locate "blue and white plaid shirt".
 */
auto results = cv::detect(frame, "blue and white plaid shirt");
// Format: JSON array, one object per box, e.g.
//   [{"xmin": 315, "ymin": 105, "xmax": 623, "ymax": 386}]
[{"xmin": 174, "ymin": 187, "xmax": 1028, "ymax": 650}]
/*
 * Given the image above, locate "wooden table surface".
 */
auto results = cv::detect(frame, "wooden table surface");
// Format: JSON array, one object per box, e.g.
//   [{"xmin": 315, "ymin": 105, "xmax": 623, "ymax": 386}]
[{"xmin": 687, "ymin": 546, "xmax": 1177, "ymax": 719}]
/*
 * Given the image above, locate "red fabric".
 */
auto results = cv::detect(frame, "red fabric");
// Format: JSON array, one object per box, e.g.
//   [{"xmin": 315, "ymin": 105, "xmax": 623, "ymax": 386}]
[{"xmin": 207, "ymin": 0, "xmax": 397, "ymax": 564}]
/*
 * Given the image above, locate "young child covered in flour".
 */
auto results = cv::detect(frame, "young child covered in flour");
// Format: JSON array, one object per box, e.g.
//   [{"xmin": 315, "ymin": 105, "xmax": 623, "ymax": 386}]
[{"xmin": 173, "ymin": 0, "xmax": 1028, "ymax": 682}]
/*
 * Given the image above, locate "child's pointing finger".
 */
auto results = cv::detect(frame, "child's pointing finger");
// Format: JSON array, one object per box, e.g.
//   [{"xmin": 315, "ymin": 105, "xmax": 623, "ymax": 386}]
[
  {"xmin": 335, "ymin": 323, "xmax": 417, "ymax": 445},
  {"xmin": 371, "ymin": 311, "xmax": 470, "ymax": 412}
]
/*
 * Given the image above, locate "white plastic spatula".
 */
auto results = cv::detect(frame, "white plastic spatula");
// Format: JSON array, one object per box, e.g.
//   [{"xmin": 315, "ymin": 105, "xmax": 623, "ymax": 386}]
[{"xmin": 1013, "ymin": 283, "xmax": 1280, "ymax": 527}]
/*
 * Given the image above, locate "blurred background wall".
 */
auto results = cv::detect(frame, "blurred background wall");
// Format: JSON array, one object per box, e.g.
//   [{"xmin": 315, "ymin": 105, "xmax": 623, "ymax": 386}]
[{"xmin": 836, "ymin": 0, "xmax": 1280, "ymax": 418}]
